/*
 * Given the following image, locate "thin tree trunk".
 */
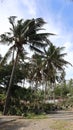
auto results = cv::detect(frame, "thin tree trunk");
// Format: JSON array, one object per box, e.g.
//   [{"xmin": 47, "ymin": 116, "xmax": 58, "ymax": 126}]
[
  {"xmin": 3, "ymin": 51, "xmax": 19, "ymax": 115},
  {"xmin": 44, "ymin": 81, "xmax": 47, "ymax": 100},
  {"xmin": 53, "ymin": 82, "xmax": 56, "ymax": 104}
]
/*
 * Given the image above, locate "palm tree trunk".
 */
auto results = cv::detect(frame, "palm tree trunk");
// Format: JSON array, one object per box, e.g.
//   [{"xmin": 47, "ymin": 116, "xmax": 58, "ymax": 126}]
[{"xmin": 3, "ymin": 51, "xmax": 19, "ymax": 115}]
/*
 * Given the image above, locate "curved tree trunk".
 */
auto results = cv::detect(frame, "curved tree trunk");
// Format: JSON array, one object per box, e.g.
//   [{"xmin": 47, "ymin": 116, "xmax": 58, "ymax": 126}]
[{"xmin": 3, "ymin": 51, "xmax": 19, "ymax": 115}]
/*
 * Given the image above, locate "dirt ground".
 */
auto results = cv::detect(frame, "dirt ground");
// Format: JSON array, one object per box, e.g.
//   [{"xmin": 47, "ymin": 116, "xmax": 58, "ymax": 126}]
[
  {"xmin": 0, "ymin": 111, "xmax": 73, "ymax": 130},
  {"xmin": 0, "ymin": 118, "xmax": 53, "ymax": 130}
]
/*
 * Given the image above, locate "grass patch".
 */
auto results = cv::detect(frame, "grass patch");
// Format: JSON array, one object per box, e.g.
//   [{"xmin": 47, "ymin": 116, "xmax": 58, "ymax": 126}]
[
  {"xmin": 0, "ymin": 111, "xmax": 2, "ymax": 115},
  {"xmin": 50, "ymin": 120, "xmax": 73, "ymax": 130},
  {"xmin": 24, "ymin": 113, "xmax": 48, "ymax": 119}
]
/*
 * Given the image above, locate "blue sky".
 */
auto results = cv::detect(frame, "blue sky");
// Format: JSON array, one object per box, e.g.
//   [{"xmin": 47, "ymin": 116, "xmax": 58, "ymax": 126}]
[{"xmin": 0, "ymin": 0, "xmax": 73, "ymax": 80}]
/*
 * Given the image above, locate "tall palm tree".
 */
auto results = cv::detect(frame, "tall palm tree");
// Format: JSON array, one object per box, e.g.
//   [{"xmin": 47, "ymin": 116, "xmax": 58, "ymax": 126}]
[
  {"xmin": 29, "ymin": 53, "xmax": 43, "ymax": 90},
  {"xmin": 42, "ymin": 43, "xmax": 72, "ymax": 99},
  {"xmin": 0, "ymin": 16, "xmax": 53, "ymax": 115},
  {"xmin": 43, "ymin": 44, "xmax": 71, "ymax": 82}
]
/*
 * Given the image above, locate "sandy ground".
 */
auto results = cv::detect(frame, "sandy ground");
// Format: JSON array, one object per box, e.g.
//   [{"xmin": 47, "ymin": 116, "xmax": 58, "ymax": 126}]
[
  {"xmin": 0, "ymin": 111, "xmax": 73, "ymax": 130},
  {"xmin": 0, "ymin": 118, "xmax": 52, "ymax": 130}
]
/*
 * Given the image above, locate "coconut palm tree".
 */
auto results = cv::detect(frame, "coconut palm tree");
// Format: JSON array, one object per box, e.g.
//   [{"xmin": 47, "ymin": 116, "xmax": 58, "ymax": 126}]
[
  {"xmin": 29, "ymin": 53, "xmax": 43, "ymax": 90},
  {"xmin": 0, "ymin": 16, "xmax": 54, "ymax": 115},
  {"xmin": 42, "ymin": 43, "xmax": 72, "ymax": 100},
  {"xmin": 43, "ymin": 44, "xmax": 71, "ymax": 82}
]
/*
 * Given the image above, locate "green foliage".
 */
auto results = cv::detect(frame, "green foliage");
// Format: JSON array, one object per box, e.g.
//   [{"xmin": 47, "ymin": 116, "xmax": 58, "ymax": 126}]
[
  {"xmin": 43, "ymin": 103, "xmax": 58, "ymax": 114},
  {"xmin": 0, "ymin": 85, "xmax": 59, "ymax": 115},
  {"xmin": 66, "ymin": 96, "xmax": 73, "ymax": 107},
  {"xmin": 0, "ymin": 64, "xmax": 25, "ymax": 88},
  {"xmin": 54, "ymin": 83, "xmax": 69, "ymax": 98},
  {"xmin": 0, "ymin": 94, "xmax": 6, "ymax": 111},
  {"xmin": 24, "ymin": 113, "xmax": 48, "ymax": 119}
]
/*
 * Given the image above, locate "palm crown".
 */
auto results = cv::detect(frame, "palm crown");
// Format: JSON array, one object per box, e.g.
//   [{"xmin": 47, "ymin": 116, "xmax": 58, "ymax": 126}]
[
  {"xmin": 42, "ymin": 44, "xmax": 72, "ymax": 83},
  {"xmin": 0, "ymin": 16, "xmax": 54, "ymax": 63}
]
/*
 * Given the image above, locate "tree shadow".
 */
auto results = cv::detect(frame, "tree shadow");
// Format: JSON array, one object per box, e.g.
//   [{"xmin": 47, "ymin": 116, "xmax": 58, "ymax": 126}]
[{"xmin": 0, "ymin": 119, "xmax": 31, "ymax": 130}]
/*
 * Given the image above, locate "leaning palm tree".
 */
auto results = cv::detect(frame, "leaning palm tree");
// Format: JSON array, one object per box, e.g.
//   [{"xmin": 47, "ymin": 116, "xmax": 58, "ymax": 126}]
[{"xmin": 0, "ymin": 16, "xmax": 54, "ymax": 115}]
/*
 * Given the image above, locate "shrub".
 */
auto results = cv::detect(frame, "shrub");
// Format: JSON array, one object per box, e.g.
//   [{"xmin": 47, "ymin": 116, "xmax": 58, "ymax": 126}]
[{"xmin": 0, "ymin": 94, "xmax": 6, "ymax": 111}]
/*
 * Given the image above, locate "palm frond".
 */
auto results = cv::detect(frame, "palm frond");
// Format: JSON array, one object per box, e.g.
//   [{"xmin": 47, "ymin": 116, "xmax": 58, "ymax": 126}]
[
  {"xmin": 30, "ymin": 45, "xmax": 44, "ymax": 54},
  {"xmin": 21, "ymin": 19, "xmax": 35, "ymax": 36},
  {"xmin": 1, "ymin": 46, "xmax": 14, "ymax": 65},
  {"xmin": 36, "ymin": 28, "xmax": 46, "ymax": 31},
  {"xmin": 46, "ymin": 39, "xmax": 54, "ymax": 45},
  {"xmin": 8, "ymin": 16, "xmax": 17, "ymax": 29},
  {"xmin": 0, "ymin": 34, "xmax": 13, "ymax": 44},
  {"xmin": 59, "ymin": 53, "xmax": 67, "ymax": 57},
  {"xmin": 18, "ymin": 48, "xmax": 28, "ymax": 61},
  {"xmin": 35, "ymin": 18, "xmax": 46, "ymax": 28},
  {"xmin": 37, "ymin": 33, "xmax": 54, "ymax": 37},
  {"xmin": 58, "ymin": 46, "xmax": 65, "ymax": 51},
  {"xmin": 30, "ymin": 40, "xmax": 48, "ymax": 48},
  {"xmin": 58, "ymin": 58, "xmax": 73, "ymax": 67},
  {"xmin": 29, "ymin": 33, "xmax": 49, "ymax": 43}
]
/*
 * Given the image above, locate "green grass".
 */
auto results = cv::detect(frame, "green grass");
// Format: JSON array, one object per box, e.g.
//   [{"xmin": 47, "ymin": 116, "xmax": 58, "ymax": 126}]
[
  {"xmin": 24, "ymin": 113, "xmax": 48, "ymax": 119},
  {"xmin": 0, "ymin": 111, "xmax": 2, "ymax": 115}
]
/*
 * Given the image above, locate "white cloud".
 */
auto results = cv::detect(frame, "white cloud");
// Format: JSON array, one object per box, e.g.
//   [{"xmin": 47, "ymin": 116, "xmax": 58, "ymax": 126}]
[
  {"xmin": 64, "ymin": 42, "xmax": 72, "ymax": 52},
  {"xmin": 0, "ymin": 0, "xmax": 24, "ymax": 56},
  {"xmin": 0, "ymin": 0, "xmax": 37, "ymax": 55},
  {"xmin": 65, "ymin": 51, "xmax": 73, "ymax": 80},
  {"xmin": 0, "ymin": 0, "xmax": 73, "ymax": 79},
  {"xmin": 0, "ymin": 0, "xmax": 23, "ymax": 33},
  {"xmin": 21, "ymin": 0, "xmax": 37, "ymax": 17},
  {"xmin": 0, "ymin": 0, "xmax": 37, "ymax": 33},
  {"xmin": 42, "ymin": 7, "xmax": 73, "ymax": 80}
]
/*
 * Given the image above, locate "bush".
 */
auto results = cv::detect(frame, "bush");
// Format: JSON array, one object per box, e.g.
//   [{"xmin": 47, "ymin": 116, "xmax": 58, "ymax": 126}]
[
  {"xmin": 0, "ymin": 94, "xmax": 6, "ymax": 111},
  {"xmin": 42, "ymin": 103, "xmax": 57, "ymax": 114}
]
